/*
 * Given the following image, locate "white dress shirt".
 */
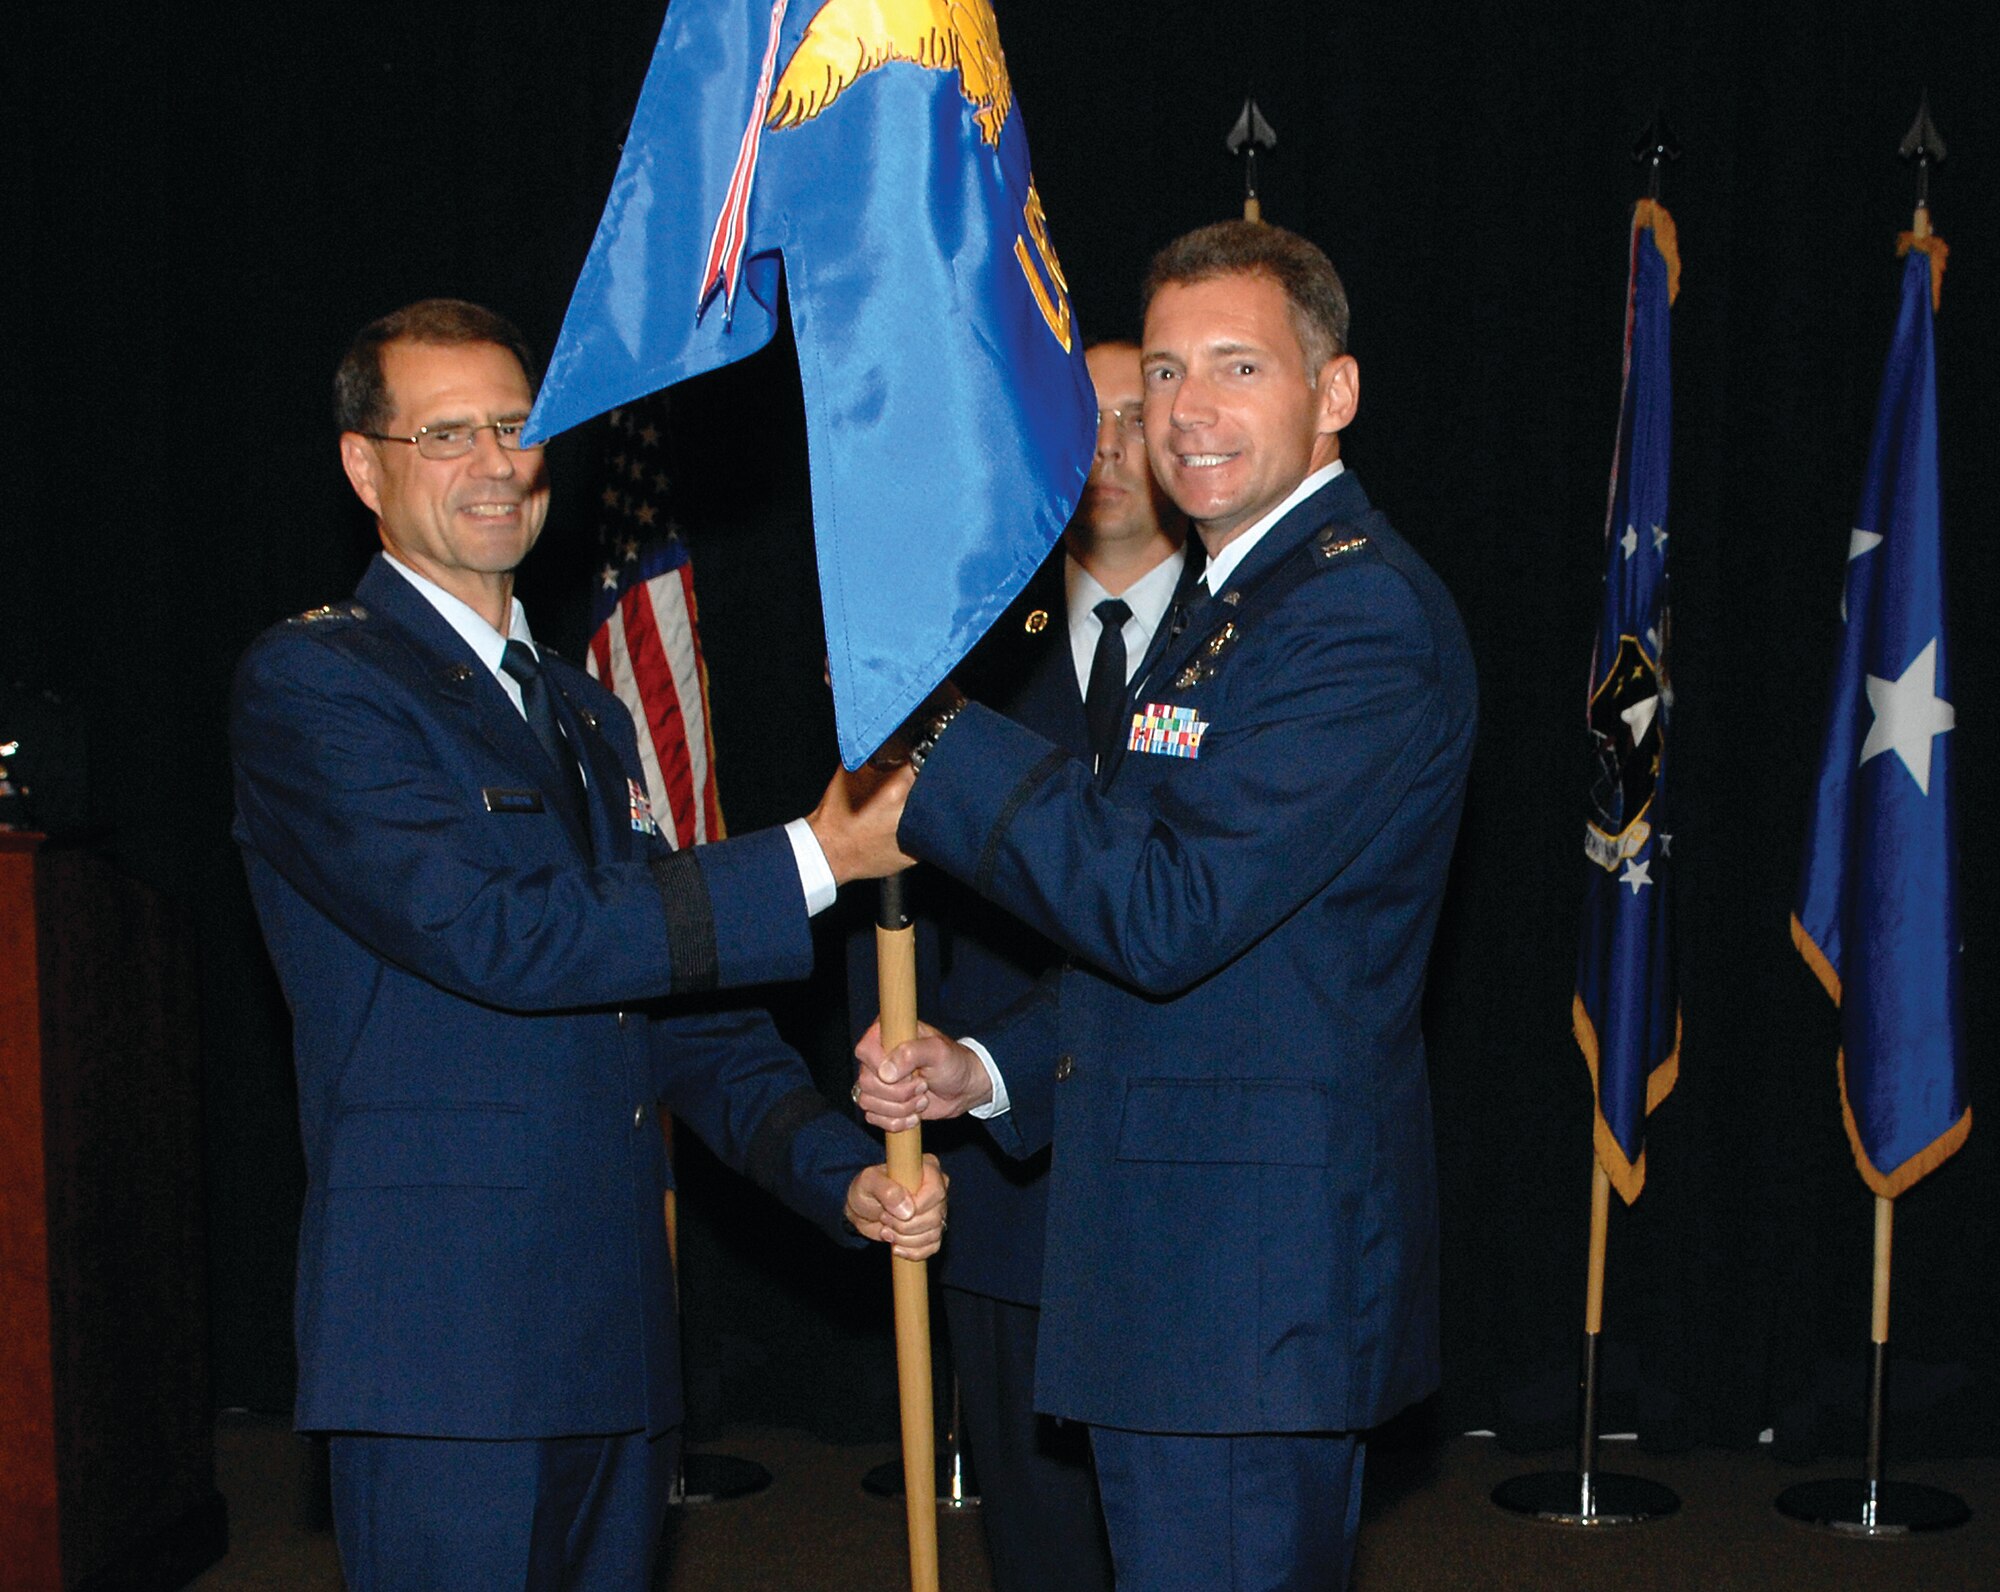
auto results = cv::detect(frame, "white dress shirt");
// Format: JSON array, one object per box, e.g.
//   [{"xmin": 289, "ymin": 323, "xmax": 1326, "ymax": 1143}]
[{"xmin": 1064, "ymin": 545, "xmax": 1186, "ymax": 694}]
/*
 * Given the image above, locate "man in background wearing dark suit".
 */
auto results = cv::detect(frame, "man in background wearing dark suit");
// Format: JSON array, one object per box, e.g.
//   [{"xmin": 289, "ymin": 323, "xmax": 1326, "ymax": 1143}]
[
  {"xmin": 231, "ymin": 300, "xmax": 942, "ymax": 1592},
  {"xmin": 900, "ymin": 341, "xmax": 1186, "ymax": 1591},
  {"xmin": 847, "ymin": 223, "xmax": 1477, "ymax": 1590}
]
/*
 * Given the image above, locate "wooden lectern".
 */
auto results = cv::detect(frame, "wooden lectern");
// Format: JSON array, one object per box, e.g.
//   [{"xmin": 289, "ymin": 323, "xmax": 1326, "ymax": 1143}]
[{"xmin": 0, "ymin": 833, "xmax": 227, "ymax": 1589}]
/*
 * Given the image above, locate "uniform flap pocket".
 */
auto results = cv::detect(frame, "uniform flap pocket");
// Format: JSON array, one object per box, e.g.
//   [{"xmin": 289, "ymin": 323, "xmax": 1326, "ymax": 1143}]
[
  {"xmin": 326, "ymin": 1103, "xmax": 530, "ymax": 1189},
  {"xmin": 1115, "ymin": 1079, "xmax": 1332, "ymax": 1166}
]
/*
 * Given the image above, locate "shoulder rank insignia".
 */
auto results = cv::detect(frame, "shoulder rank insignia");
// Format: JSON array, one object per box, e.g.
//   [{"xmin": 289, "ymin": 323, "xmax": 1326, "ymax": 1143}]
[
  {"xmin": 1129, "ymin": 702, "xmax": 1209, "ymax": 759},
  {"xmin": 290, "ymin": 600, "xmax": 367, "ymax": 625},
  {"xmin": 1316, "ymin": 530, "xmax": 1371, "ymax": 561},
  {"xmin": 1024, "ymin": 608, "xmax": 1049, "ymax": 634}
]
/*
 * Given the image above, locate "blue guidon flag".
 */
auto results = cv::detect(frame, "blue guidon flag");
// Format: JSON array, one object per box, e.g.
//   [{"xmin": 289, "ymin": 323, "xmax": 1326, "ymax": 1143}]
[
  {"xmin": 525, "ymin": 0, "xmax": 1096, "ymax": 768},
  {"xmin": 1793, "ymin": 230, "xmax": 1968, "ymax": 1198},
  {"xmin": 1575, "ymin": 200, "xmax": 1682, "ymax": 1205}
]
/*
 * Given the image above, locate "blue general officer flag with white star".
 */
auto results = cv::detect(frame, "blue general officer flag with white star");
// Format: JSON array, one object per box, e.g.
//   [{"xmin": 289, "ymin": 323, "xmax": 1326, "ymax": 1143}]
[
  {"xmin": 524, "ymin": 0, "xmax": 1095, "ymax": 768},
  {"xmin": 1575, "ymin": 201, "xmax": 1682, "ymax": 1205},
  {"xmin": 1793, "ymin": 236, "xmax": 1969, "ymax": 1197}
]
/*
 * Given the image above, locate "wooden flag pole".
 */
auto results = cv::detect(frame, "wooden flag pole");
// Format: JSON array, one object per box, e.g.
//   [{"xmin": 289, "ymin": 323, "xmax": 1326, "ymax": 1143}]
[{"xmin": 877, "ymin": 871, "xmax": 940, "ymax": 1592}]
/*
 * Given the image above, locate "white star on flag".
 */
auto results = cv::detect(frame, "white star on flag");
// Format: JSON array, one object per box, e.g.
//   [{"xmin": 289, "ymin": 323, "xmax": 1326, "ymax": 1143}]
[
  {"xmin": 1621, "ymin": 524, "xmax": 1639, "ymax": 558},
  {"xmin": 1860, "ymin": 637, "xmax": 1954, "ymax": 796},
  {"xmin": 1652, "ymin": 524, "xmax": 1668, "ymax": 552},
  {"xmin": 1842, "ymin": 527, "xmax": 1885, "ymax": 621},
  {"xmin": 1620, "ymin": 857, "xmax": 1654, "ymax": 894},
  {"xmin": 1621, "ymin": 694, "xmax": 1660, "ymax": 747}
]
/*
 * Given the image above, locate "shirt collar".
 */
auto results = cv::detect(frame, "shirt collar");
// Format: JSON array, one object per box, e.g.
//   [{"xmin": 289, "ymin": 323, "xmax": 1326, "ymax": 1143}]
[
  {"xmin": 1064, "ymin": 544, "xmax": 1186, "ymax": 637},
  {"xmin": 381, "ymin": 551, "xmax": 534, "ymax": 682},
  {"xmin": 1198, "ymin": 459, "xmax": 1345, "ymax": 596}
]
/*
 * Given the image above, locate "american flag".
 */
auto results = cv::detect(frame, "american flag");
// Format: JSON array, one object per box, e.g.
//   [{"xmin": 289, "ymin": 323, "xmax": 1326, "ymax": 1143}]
[{"xmin": 586, "ymin": 398, "xmax": 725, "ymax": 848}]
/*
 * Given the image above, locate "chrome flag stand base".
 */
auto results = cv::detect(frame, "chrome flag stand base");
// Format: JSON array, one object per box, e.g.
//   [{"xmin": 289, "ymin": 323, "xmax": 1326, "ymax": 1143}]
[
  {"xmin": 1493, "ymin": 1326, "xmax": 1679, "ymax": 1526},
  {"xmin": 1773, "ymin": 1341, "xmax": 1967, "ymax": 1536},
  {"xmin": 1774, "ymin": 1477, "xmax": 1968, "ymax": 1537},
  {"xmin": 1493, "ymin": 1467, "xmax": 1680, "ymax": 1526}
]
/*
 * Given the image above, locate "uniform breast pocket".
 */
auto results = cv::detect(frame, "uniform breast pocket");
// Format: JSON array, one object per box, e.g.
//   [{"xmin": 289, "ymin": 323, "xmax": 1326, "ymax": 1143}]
[
  {"xmin": 1114, "ymin": 1079, "xmax": 1333, "ymax": 1167},
  {"xmin": 325, "ymin": 1103, "xmax": 531, "ymax": 1189}
]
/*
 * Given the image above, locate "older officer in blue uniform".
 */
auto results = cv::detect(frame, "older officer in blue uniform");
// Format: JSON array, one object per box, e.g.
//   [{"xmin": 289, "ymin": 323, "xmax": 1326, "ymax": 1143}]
[
  {"xmin": 850, "ymin": 223, "xmax": 1476, "ymax": 1590},
  {"xmin": 232, "ymin": 300, "xmax": 942, "ymax": 1592}
]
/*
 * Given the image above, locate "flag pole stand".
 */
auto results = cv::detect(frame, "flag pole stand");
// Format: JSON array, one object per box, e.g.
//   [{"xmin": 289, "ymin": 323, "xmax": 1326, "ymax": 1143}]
[
  {"xmin": 878, "ymin": 872, "xmax": 942, "ymax": 1591},
  {"xmin": 1493, "ymin": 1161, "xmax": 1679, "ymax": 1525},
  {"xmin": 1774, "ymin": 1196, "xmax": 1967, "ymax": 1535}
]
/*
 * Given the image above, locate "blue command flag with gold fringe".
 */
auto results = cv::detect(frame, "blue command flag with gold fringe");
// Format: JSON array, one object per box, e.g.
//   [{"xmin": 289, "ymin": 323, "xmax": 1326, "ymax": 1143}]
[
  {"xmin": 1575, "ymin": 201, "xmax": 1682, "ymax": 1205},
  {"xmin": 1793, "ymin": 233, "xmax": 1968, "ymax": 1198},
  {"xmin": 524, "ymin": 0, "xmax": 1095, "ymax": 768}
]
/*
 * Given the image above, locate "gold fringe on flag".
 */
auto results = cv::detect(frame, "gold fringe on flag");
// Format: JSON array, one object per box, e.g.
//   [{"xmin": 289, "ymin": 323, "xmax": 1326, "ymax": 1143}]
[
  {"xmin": 1896, "ymin": 228, "xmax": 1948, "ymax": 312},
  {"xmin": 1573, "ymin": 994, "xmax": 1682, "ymax": 1205},
  {"xmin": 1633, "ymin": 199, "xmax": 1681, "ymax": 305},
  {"xmin": 1792, "ymin": 912, "xmax": 1973, "ymax": 1198}
]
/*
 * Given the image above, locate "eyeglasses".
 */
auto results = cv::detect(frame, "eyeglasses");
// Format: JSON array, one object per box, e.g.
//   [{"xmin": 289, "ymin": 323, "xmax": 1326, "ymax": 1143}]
[
  {"xmin": 366, "ymin": 420, "xmax": 543, "ymax": 460},
  {"xmin": 1095, "ymin": 406, "xmax": 1145, "ymax": 440}
]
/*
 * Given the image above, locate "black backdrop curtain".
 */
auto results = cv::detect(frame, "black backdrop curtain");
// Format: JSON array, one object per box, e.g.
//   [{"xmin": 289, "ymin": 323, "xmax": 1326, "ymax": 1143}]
[{"xmin": 15, "ymin": 0, "xmax": 1997, "ymax": 1458}]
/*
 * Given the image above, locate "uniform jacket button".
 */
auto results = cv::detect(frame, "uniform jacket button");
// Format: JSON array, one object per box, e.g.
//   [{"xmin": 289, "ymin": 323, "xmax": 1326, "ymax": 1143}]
[
  {"xmin": 1054, "ymin": 1053, "xmax": 1075, "ymax": 1082},
  {"xmin": 618, "ymin": 1011, "xmax": 632, "ymax": 1029},
  {"xmin": 633, "ymin": 1105, "xmax": 646, "ymax": 1128}
]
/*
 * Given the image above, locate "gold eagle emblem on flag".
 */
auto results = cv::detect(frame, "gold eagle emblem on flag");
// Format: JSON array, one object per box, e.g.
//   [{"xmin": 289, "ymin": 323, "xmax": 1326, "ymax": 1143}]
[{"xmin": 765, "ymin": 0, "xmax": 1015, "ymax": 146}]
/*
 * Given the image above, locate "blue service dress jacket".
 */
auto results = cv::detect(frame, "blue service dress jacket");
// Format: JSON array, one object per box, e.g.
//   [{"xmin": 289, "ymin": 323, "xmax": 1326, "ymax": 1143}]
[
  {"xmin": 901, "ymin": 470, "xmax": 1476, "ymax": 1436},
  {"xmin": 232, "ymin": 554, "xmax": 877, "ymax": 1441}
]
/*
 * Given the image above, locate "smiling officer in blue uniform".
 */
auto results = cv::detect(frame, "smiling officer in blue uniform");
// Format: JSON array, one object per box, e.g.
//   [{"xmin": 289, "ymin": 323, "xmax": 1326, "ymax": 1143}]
[
  {"xmin": 232, "ymin": 300, "xmax": 942, "ymax": 1592},
  {"xmin": 849, "ymin": 224, "xmax": 1477, "ymax": 1590}
]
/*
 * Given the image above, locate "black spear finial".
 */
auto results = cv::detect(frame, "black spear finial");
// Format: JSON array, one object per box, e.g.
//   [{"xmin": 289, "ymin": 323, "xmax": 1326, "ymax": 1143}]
[
  {"xmin": 1226, "ymin": 97, "xmax": 1277, "ymax": 222},
  {"xmin": 1631, "ymin": 111, "xmax": 1681, "ymax": 202},
  {"xmin": 1899, "ymin": 93, "xmax": 1947, "ymax": 223}
]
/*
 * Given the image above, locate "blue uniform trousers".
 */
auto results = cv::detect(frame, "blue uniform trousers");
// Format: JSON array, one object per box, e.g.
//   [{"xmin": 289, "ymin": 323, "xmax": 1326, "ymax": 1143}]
[
  {"xmin": 1087, "ymin": 1428, "xmax": 1365, "ymax": 1592},
  {"xmin": 329, "ymin": 1428, "xmax": 677, "ymax": 1591}
]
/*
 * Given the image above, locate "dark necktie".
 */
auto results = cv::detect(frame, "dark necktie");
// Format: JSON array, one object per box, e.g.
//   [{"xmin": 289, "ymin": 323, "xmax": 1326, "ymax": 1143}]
[
  {"xmin": 500, "ymin": 641, "xmax": 590, "ymax": 842},
  {"xmin": 1084, "ymin": 597, "xmax": 1133, "ymax": 769}
]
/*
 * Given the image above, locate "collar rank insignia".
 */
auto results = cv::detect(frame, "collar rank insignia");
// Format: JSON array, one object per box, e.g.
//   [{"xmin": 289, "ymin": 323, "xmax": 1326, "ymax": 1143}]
[
  {"xmin": 628, "ymin": 778, "xmax": 662, "ymax": 836},
  {"xmin": 1129, "ymin": 702, "xmax": 1209, "ymax": 759}
]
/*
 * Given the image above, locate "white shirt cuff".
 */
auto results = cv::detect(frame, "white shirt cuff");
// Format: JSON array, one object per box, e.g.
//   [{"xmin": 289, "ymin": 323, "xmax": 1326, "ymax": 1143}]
[
  {"xmin": 784, "ymin": 818, "xmax": 839, "ymax": 917},
  {"xmin": 961, "ymin": 1036, "xmax": 1011, "ymax": 1118}
]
